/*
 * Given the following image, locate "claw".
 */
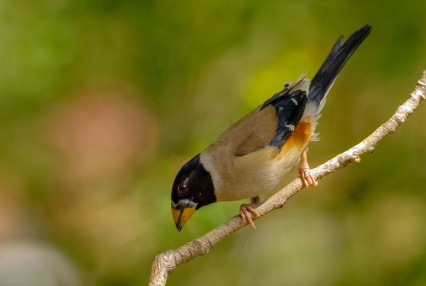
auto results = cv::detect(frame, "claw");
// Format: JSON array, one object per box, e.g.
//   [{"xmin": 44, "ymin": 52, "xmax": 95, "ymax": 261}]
[
  {"xmin": 239, "ymin": 209, "xmax": 246, "ymax": 222},
  {"xmin": 299, "ymin": 150, "xmax": 318, "ymax": 188},
  {"xmin": 301, "ymin": 173, "xmax": 309, "ymax": 187},
  {"xmin": 246, "ymin": 206, "xmax": 260, "ymax": 218},
  {"xmin": 239, "ymin": 203, "xmax": 260, "ymax": 228}
]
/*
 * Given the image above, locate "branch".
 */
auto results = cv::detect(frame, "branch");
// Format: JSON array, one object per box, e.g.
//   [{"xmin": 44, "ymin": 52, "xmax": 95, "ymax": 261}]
[{"xmin": 150, "ymin": 71, "xmax": 426, "ymax": 286}]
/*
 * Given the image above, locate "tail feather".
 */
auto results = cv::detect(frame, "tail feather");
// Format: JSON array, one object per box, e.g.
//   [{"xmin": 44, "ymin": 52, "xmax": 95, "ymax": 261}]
[{"xmin": 309, "ymin": 25, "xmax": 372, "ymax": 106}]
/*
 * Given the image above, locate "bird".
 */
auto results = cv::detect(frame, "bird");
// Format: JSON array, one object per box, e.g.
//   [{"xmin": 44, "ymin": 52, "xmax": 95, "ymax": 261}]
[{"xmin": 171, "ymin": 25, "xmax": 372, "ymax": 231}]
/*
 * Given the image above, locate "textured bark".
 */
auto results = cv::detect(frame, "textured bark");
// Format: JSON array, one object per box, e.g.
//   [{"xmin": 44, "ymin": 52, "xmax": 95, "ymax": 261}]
[{"xmin": 150, "ymin": 71, "xmax": 426, "ymax": 286}]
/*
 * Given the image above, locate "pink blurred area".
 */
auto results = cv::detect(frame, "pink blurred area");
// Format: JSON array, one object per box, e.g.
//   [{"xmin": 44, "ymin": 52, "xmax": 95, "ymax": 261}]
[{"xmin": 46, "ymin": 86, "xmax": 158, "ymax": 187}]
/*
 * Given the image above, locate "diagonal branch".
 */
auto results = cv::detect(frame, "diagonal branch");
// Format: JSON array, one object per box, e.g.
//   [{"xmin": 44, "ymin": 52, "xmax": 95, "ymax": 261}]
[{"xmin": 150, "ymin": 71, "xmax": 426, "ymax": 286}]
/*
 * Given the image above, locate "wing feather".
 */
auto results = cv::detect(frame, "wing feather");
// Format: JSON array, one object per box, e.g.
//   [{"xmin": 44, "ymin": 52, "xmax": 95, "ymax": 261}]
[{"xmin": 204, "ymin": 74, "xmax": 309, "ymax": 162}]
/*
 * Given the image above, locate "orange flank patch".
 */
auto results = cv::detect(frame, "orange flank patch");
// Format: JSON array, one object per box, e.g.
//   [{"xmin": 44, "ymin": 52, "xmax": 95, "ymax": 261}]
[{"xmin": 277, "ymin": 117, "xmax": 312, "ymax": 159}]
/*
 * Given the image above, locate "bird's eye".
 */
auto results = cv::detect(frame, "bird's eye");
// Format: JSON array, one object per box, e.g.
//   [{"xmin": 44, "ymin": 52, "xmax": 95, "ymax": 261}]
[{"xmin": 178, "ymin": 183, "xmax": 188, "ymax": 194}]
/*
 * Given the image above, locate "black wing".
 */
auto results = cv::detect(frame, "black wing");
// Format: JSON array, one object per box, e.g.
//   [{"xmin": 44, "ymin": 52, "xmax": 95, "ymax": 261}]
[{"xmin": 262, "ymin": 89, "xmax": 308, "ymax": 149}]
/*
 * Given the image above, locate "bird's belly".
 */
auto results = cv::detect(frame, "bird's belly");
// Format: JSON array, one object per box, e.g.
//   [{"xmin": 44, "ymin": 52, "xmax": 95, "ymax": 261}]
[
  {"xmin": 215, "ymin": 150, "xmax": 302, "ymax": 201},
  {"xmin": 215, "ymin": 117, "xmax": 313, "ymax": 202}
]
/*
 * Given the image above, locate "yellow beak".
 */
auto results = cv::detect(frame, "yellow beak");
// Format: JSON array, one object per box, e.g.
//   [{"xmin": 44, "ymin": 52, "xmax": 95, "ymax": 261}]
[{"xmin": 172, "ymin": 206, "xmax": 196, "ymax": 231}]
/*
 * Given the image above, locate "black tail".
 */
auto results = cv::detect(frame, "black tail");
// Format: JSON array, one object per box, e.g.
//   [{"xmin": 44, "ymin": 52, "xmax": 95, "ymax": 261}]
[{"xmin": 309, "ymin": 25, "xmax": 372, "ymax": 106}]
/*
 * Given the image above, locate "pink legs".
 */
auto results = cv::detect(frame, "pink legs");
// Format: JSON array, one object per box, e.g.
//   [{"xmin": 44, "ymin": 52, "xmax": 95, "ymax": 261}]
[
  {"xmin": 298, "ymin": 149, "xmax": 318, "ymax": 187},
  {"xmin": 239, "ymin": 196, "xmax": 261, "ymax": 228}
]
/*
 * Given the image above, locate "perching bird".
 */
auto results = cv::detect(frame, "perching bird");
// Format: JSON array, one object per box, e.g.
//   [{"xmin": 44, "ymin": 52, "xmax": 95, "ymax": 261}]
[{"xmin": 171, "ymin": 25, "xmax": 371, "ymax": 231}]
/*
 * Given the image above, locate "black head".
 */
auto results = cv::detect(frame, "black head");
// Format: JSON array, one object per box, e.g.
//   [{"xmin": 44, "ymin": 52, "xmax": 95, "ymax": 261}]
[{"xmin": 171, "ymin": 154, "xmax": 216, "ymax": 231}]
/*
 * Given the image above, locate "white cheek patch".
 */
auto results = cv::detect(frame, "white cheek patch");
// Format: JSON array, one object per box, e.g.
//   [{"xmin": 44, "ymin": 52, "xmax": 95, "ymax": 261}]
[
  {"xmin": 279, "ymin": 107, "xmax": 284, "ymax": 111},
  {"xmin": 291, "ymin": 98, "xmax": 298, "ymax": 105}
]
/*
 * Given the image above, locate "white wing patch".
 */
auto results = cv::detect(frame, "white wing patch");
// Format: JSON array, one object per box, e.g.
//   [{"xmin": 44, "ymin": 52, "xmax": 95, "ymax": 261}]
[
  {"xmin": 287, "ymin": 72, "xmax": 310, "ymax": 90},
  {"xmin": 279, "ymin": 107, "xmax": 284, "ymax": 111},
  {"xmin": 286, "ymin": 124, "xmax": 295, "ymax": 131},
  {"xmin": 291, "ymin": 98, "xmax": 298, "ymax": 105}
]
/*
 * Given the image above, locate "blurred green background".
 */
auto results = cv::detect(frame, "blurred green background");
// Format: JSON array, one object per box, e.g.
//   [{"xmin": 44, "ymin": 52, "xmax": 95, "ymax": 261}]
[{"xmin": 0, "ymin": 0, "xmax": 425, "ymax": 285}]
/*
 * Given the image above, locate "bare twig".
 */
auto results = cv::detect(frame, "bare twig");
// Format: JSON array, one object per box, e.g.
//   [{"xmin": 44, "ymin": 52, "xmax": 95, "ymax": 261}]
[{"xmin": 150, "ymin": 71, "xmax": 426, "ymax": 286}]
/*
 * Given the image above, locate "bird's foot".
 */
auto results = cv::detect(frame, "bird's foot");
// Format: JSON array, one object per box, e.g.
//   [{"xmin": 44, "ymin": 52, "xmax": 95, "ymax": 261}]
[
  {"xmin": 299, "ymin": 150, "xmax": 317, "ymax": 188},
  {"xmin": 239, "ymin": 201, "xmax": 261, "ymax": 229},
  {"xmin": 298, "ymin": 164, "xmax": 317, "ymax": 188}
]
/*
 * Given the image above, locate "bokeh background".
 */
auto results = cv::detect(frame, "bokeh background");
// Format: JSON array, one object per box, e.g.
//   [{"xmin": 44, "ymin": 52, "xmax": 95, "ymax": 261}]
[{"xmin": 0, "ymin": 0, "xmax": 425, "ymax": 285}]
